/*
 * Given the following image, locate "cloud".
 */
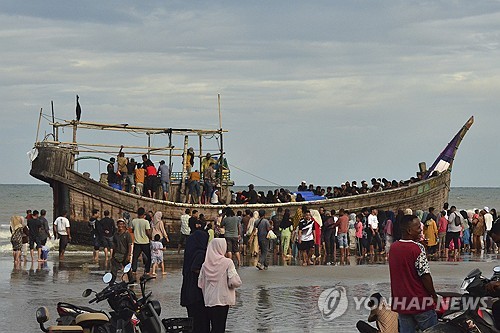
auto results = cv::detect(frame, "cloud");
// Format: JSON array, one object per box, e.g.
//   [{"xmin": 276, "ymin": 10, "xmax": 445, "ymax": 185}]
[{"xmin": 2, "ymin": 1, "xmax": 500, "ymax": 187}]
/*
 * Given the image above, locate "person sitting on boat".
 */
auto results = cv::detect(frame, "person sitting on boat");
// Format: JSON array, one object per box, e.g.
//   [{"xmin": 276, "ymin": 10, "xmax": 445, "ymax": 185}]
[
  {"xmin": 297, "ymin": 181, "xmax": 307, "ymax": 192},
  {"xmin": 246, "ymin": 184, "xmax": 258, "ymax": 204}
]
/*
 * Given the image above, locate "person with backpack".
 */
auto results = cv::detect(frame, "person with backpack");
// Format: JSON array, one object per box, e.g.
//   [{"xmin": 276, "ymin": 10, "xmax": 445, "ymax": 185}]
[{"xmin": 445, "ymin": 206, "xmax": 462, "ymax": 259}]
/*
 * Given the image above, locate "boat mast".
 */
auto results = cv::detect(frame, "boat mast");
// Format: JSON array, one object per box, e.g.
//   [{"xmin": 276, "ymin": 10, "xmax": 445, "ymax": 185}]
[
  {"xmin": 180, "ymin": 135, "xmax": 189, "ymax": 200},
  {"xmin": 168, "ymin": 131, "xmax": 173, "ymax": 201},
  {"xmin": 218, "ymin": 94, "xmax": 223, "ymax": 186},
  {"xmin": 51, "ymin": 101, "xmax": 55, "ymax": 140},
  {"xmin": 35, "ymin": 108, "xmax": 43, "ymax": 144}
]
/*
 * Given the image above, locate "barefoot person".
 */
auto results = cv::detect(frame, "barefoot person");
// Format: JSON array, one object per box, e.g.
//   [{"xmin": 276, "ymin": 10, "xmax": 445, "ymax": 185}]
[
  {"xmin": 53, "ymin": 210, "xmax": 71, "ymax": 260},
  {"xmin": 131, "ymin": 207, "xmax": 152, "ymax": 278},
  {"xmin": 110, "ymin": 219, "xmax": 133, "ymax": 284},
  {"xmin": 10, "ymin": 215, "xmax": 24, "ymax": 264},
  {"xmin": 298, "ymin": 210, "xmax": 316, "ymax": 266}
]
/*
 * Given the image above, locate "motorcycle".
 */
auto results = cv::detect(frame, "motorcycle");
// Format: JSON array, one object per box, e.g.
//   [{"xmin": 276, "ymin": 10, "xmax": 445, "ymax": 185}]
[
  {"xmin": 36, "ymin": 264, "xmax": 193, "ymax": 333},
  {"xmin": 424, "ymin": 265, "xmax": 500, "ymax": 332}
]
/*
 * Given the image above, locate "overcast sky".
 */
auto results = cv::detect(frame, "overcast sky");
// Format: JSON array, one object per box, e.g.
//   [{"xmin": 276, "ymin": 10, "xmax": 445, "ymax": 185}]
[{"xmin": 2, "ymin": 1, "xmax": 500, "ymax": 187}]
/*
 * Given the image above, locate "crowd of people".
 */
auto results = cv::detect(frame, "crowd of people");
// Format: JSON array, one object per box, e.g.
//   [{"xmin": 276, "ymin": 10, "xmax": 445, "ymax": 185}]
[
  {"xmin": 9, "ymin": 209, "xmax": 71, "ymax": 263},
  {"xmin": 103, "ymin": 143, "xmax": 431, "ymax": 206},
  {"xmin": 172, "ymin": 202, "xmax": 499, "ymax": 272},
  {"xmin": 9, "ymin": 202, "xmax": 500, "ymax": 332},
  {"xmin": 105, "ymin": 147, "xmax": 228, "ymax": 205},
  {"xmin": 230, "ymin": 175, "xmax": 428, "ymax": 205}
]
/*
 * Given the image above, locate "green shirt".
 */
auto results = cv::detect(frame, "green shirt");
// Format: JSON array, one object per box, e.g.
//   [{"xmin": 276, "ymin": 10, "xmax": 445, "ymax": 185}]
[{"xmin": 131, "ymin": 218, "xmax": 151, "ymax": 244}]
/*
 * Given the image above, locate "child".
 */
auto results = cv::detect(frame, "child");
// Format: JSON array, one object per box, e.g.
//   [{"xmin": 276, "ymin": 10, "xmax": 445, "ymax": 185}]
[
  {"xmin": 150, "ymin": 234, "xmax": 165, "ymax": 276},
  {"xmin": 206, "ymin": 223, "xmax": 215, "ymax": 242},
  {"xmin": 355, "ymin": 214, "xmax": 364, "ymax": 257},
  {"xmin": 40, "ymin": 245, "xmax": 49, "ymax": 262}
]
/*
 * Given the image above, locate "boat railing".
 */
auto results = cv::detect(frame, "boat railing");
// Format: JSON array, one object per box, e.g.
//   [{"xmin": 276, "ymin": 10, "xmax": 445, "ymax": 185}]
[{"xmin": 170, "ymin": 170, "xmax": 231, "ymax": 182}]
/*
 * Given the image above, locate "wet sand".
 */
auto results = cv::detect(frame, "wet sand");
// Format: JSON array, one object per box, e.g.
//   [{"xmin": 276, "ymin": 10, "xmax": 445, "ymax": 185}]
[{"xmin": 3, "ymin": 252, "xmax": 499, "ymax": 333}]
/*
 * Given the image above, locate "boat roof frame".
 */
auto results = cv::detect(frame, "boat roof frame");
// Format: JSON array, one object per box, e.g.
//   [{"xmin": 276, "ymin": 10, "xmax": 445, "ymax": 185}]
[{"xmin": 50, "ymin": 120, "xmax": 227, "ymax": 136}]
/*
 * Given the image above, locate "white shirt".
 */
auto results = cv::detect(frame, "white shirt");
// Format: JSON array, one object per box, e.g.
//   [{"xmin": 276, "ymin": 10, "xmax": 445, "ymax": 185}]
[
  {"xmin": 484, "ymin": 213, "xmax": 493, "ymax": 231},
  {"xmin": 180, "ymin": 214, "xmax": 191, "ymax": 235},
  {"xmin": 368, "ymin": 214, "xmax": 379, "ymax": 230},
  {"xmin": 54, "ymin": 216, "xmax": 70, "ymax": 235}
]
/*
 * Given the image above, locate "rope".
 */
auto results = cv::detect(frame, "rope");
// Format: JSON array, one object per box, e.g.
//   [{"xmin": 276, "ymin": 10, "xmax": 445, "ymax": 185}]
[{"xmin": 228, "ymin": 163, "xmax": 283, "ymax": 187}]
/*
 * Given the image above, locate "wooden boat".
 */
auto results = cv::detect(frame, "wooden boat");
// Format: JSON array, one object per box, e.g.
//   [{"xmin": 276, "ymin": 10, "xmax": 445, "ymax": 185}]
[{"xmin": 29, "ymin": 105, "xmax": 474, "ymax": 245}]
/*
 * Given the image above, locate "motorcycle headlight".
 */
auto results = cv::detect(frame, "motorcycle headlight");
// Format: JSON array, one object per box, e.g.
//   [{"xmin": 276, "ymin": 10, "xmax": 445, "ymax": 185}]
[{"xmin": 461, "ymin": 277, "xmax": 474, "ymax": 290}]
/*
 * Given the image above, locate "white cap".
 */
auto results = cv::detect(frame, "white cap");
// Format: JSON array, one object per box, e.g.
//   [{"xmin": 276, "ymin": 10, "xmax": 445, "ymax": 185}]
[{"xmin": 484, "ymin": 206, "xmax": 489, "ymax": 213}]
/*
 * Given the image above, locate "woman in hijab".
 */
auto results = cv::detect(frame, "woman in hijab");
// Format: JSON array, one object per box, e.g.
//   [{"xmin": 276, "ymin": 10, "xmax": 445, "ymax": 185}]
[
  {"xmin": 181, "ymin": 231, "xmax": 209, "ymax": 333},
  {"xmin": 247, "ymin": 211, "xmax": 260, "ymax": 257},
  {"xmin": 10, "ymin": 215, "xmax": 24, "ymax": 263},
  {"xmin": 151, "ymin": 211, "xmax": 169, "ymax": 247},
  {"xmin": 279, "ymin": 209, "xmax": 293, "ymax": 260},
  {"xmin": 198, "ymin": 238, "xmax": 242, "ymax": 333}
]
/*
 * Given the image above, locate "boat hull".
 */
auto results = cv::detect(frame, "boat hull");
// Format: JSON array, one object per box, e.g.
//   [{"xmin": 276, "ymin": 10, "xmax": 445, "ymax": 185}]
[{"xmin": 30, "ymin": 145, "xmax": 450, "ymax": 245}]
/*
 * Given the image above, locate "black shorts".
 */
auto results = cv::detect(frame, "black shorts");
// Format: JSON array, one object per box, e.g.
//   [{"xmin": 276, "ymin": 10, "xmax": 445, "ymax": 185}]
[
  {"xmin": 225, "ymin": 237, "xmax": 239, "ymax": 253},
  {"xmin": 101, "ymin": 236, "xmax": 113, "ymax": 249},
  {"xmin": 58, "ymin": 235, "xmax": 69, "ymax": 252},
  {"xmin": 179, "ymin": 233, "xmax": 189, "ymax": 246},
  {"xmin": 445, "ymin": 231, "xmax": 460, "ymax": 250},
  {"xmin": 29, "ymin": 237, "xmax": 42, "ymax": 250},
  {"xmin": 298, "ymin": 240, "xmax": 314, "ymax": 251},
  {"xmin": 92, "ymin": 234, "xmax": 101, "ymax": 250}
]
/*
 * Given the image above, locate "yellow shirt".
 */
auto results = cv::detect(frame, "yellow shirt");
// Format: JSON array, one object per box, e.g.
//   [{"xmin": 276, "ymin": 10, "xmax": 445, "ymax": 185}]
[
  {"xmin": 189, "ymin": 171, "xmax": 200, "ymax": 181},
  {"xmin": 131, "ymin": 218, "xmax": 151, "ymax": 244},
  {"xmin": 201, "ymin": 157, "xmax": 216, "ymax": 173},
  {"xmin": 424, "ymin": 219, "xmax": 438, "ymax": 247}
]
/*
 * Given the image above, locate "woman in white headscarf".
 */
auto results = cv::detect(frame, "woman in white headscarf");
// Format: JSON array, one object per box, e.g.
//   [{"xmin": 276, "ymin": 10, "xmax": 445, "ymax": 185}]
[
  {"xmin": 151, "ymin": 211, "xmax": 169, "ymax": 247},
  {"xmin": 198, "ymin": 238, "xmax": 242, "ymax": 333},
  {"xmin": 246, "ymin": 211, "xmax": 260, "ymax": 257},
  {"xmin": 10, "ymin": 215, "xmax": 24, "ymax": 263}
]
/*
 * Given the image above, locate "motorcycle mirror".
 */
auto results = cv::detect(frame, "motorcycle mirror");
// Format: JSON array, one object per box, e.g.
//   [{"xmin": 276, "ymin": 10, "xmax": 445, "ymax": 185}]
[
  {"xmin": 102, "ymin": 273, "xmax": 113, "ymax": 284},
  {"xmin": 464, "ymin": 268, "xmax": 482, "ymax": 279},
  {"xmin": 123, "ymin": 263, "xmax": 132, "ymax": 274},
  {"xmin": 82, "ymin": 289, "xmax": 93, "ymax": 297},
  {"xmin": 494, "ymin": 266, "xmax": 500, "ymax": 273},
  {"xmin": 36, "ymin": 306, "xmax": 50, "ymax": 324}
]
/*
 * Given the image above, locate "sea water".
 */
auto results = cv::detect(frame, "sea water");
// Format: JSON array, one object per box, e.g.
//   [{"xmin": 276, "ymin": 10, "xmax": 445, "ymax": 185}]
[{"xmin": 1, "ymin": 185, "xmax": 499, "ymax": 250}]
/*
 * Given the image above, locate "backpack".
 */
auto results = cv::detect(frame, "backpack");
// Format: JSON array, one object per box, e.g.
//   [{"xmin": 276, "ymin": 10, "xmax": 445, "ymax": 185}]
[{"xmin": 454, "ymin": 213, "xmax": 461, "ymax": 227}]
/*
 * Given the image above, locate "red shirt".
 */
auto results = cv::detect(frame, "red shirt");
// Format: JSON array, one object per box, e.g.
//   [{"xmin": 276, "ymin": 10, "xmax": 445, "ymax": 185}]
[
  {"xmin": 313, "ymin": 219, "xmax": 321, "ymax": 245},
  {"xmin": 389, "ymin": 240, "xmax": 434, "ymax": 314},
  {"xmin": 146, "ymin": 165, "xmax": 157, "ymax": 176}
]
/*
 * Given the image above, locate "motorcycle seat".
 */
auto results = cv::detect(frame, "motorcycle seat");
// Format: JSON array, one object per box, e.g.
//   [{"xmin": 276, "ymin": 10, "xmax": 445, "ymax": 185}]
[
  {"xmin": 75, "ymin": 312, "xmax": 109, "ymax": 328},
  {"xmin": 48, "ymin": 326, "xmax": 84, "ymax": 333}
]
